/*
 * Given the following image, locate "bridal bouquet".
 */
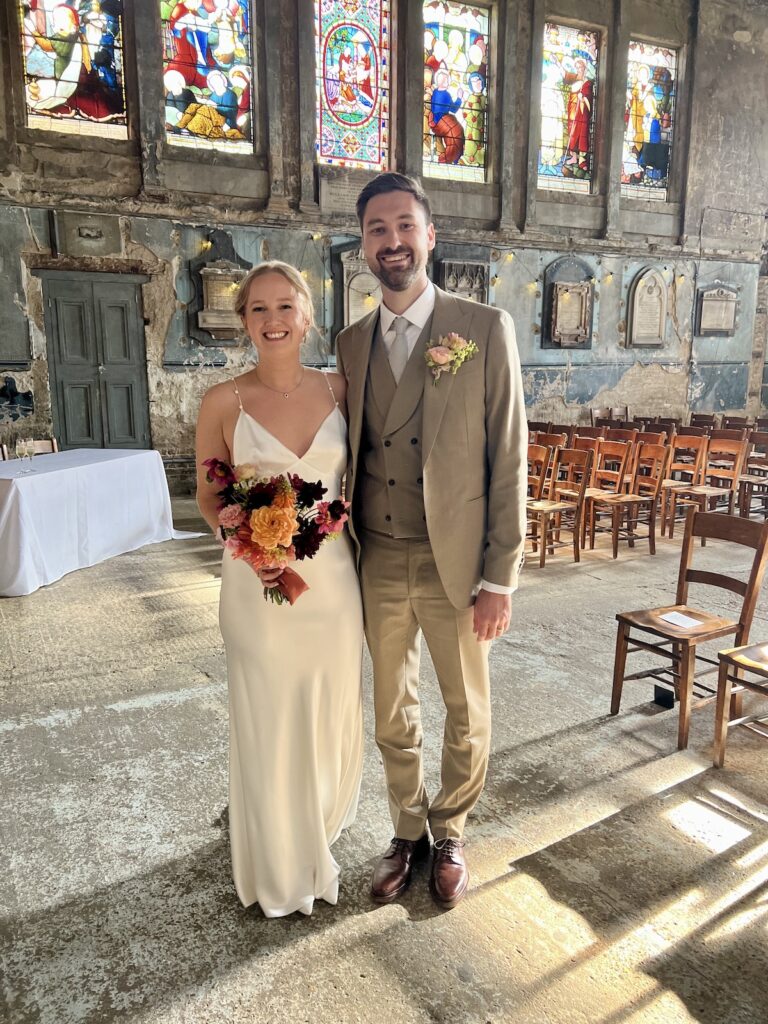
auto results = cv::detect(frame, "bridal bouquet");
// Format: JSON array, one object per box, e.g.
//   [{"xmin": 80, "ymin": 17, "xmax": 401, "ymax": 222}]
[{"xmin": 203, "ymin": 458, "xmax": 350, "ymax": 606}]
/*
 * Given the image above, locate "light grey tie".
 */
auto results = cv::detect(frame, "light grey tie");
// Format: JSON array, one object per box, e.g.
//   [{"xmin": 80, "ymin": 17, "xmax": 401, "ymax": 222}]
[{"xmin": 388, "ymin": 316, "xmax": 410, "ymax": 384}]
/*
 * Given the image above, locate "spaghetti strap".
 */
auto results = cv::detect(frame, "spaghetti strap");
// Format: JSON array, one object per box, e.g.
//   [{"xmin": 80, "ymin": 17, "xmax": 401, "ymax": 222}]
[
  {"xmin": 323, "ymin": 371, "xmax": 340, "ymax": 409},
  {"xmin": 232, "ymin": 380, "xmax": 244, "ymax": 410}
]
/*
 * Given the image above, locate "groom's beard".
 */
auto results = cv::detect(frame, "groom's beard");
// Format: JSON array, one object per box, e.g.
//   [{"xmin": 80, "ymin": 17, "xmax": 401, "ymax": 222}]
[{"xmin": 369, "ymin": 247, "xmax": 424, "ymax": 292}]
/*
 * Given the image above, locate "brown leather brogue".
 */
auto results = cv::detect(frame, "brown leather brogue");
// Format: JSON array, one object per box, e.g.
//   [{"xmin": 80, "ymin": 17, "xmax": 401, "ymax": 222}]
[
  {"xmin": 429, "ymin": 838, "xmax": 468, "ymax": 909},
  {"xmin": 370, "ymin": 834, "xmax": 431, "ymax": 903}
]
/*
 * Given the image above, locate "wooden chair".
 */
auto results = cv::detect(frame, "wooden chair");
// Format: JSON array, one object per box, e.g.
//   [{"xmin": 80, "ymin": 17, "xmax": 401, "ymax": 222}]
[
  {"xmin": 713, "ymin": 643, "xmax": 768, "ymax": 767},
  {"xmin": 526, "ymin": 447, "xmax": 593, "ymax": 567},
  {"xmin": 722, "ymin": 415, "xmax": 751, "ymax": 431},
  {"xmin": 605, "ymin": 427, "xmax": 639, "ymax": 445},
  {"xmin": 660, "ymin": 434, "xmax": 709, "ymax": 536},
  {"xmin": 595, "ymin": 417, "xmax": 622, "ymax": 429},
  {"xmin": 738, "ymin": 431, "xmax": 768, "ymax": 520},
  {"xmin": 591, "ymin": 405, "xmax": 629, "ymax": 426},
  {"xmin": 669, "ymin": 438, "xmax": 749, "ymax": 536},
  {"xmin": 710, "ymin": 427, "xmax": 748, "ymax": 441},
  {"xmin": 590, "ymin": 443, "xmax": 668, "ymax": 558},
  {"xmin": 527, "ymin": 443, "xmax": 551, "ymax": 500},
  {"xmin": 755, "ymin": 417, "xmax": 768, "ymax": 432},
  {"xmin": 677, "ymin": 425, "xmax": 708, "ymax": 437},
  {"xmin": 690, "ymin": 413, "xmax": 718, "ymax": 429},
  {"xmin": 534, "ymin": 431, "xmax": 568, "ymax": 450},
  {"xmin": 657, "ymin": 416, "xmax": 683, "ymax": 430},
  {"xmin": 611, "ymin": 510, "xmax": 768, "ymax": 749},
  {"xmin": 573, "ymin": 426, "xmax": 605, "ymax": 440},
  {"xmin": 527, "ymin": 420, "xmax": 552, "ymax": 434},
  {"xmin": 635, "ymin": 430, "xmax": 667, "ymax": 446},
  {"xmin": 30, "ymin": 437, "xmax": 59, "ymax": 454},
  {"xmin": 583, "ymin": 440, "xmax": 632, "ymax": 548},
  {"xmin": 549, "ymin": 424, "xmax": 574, "ymax": 444}
]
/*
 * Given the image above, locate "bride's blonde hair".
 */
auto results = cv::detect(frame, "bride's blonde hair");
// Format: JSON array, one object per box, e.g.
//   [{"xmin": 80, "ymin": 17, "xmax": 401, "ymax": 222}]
[{"xmin": 235, "ymin": 260, "xmax": 316, "ymax": 331}]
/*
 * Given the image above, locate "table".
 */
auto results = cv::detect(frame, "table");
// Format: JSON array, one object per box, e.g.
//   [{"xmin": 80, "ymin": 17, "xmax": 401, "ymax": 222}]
[{"xmin": 0, "ymin": 448, "xmax": 192, "ymax": 597}]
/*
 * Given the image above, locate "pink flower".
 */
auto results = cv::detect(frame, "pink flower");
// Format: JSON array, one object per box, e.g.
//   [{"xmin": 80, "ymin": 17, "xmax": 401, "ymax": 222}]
[
  {"xmin": 428, "ymin": 345, "xmax": 453, "ymax": 365},
  {"xmin": 218, "ymin": 504, "xmax": 246, "ymax": 529},
  {"xmin": 446, "ymin": 333, "xmax": 468, "ymax": 350},
  {"xmin": 316, "ymin": 501, "xmax": 348, "ymax": 535}
]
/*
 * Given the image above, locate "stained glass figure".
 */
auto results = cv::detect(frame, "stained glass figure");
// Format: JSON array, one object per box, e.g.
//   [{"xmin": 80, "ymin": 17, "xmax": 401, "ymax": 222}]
[
  {"xmin": 622, "ymin": 41, "xmax": 677, "ymax": 200},
  {"xmin": 161, "ymin": 0, "xmax": 252, "ymax": 154},
  {"xmin": 18, "ymin": 1, "xmax": 127, "ymax": 138},
  {"xmin": 315, "ymin": 0, "xmax": 390, "ymax": 170},
  {"xmin": 538, "ymin": 23, "xmax": 600, "ymax": 193},
  {"xmin": 422, "ymin": 1, "xmax": 490, "ymax": 183}
]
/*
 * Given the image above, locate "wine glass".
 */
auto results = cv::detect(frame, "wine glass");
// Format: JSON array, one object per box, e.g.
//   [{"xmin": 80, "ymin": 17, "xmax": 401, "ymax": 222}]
[
  {"xmin": 24, "ymin": 438, "xmax": 36, "ymax": 473},
  {"xmin": 15, "ymin": 438, "xmax": 31, "ymax": 474}
]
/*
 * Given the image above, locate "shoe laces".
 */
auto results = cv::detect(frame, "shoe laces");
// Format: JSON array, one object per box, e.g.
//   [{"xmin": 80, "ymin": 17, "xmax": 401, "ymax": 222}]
[{"xmin": 434, "ymin": 837, "xmax": 464, "ymax": 854}]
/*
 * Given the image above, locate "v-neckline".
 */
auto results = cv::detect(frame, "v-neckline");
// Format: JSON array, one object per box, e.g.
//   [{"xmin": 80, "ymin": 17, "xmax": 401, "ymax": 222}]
[{"xmin": 237, "ymin": 406, "xmax": 340, "ymax": 463}]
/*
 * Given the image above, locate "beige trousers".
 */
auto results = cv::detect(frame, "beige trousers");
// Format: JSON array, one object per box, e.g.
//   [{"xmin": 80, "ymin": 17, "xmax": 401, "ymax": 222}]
[{"xmin": 359, "ymin": 530, "xmax": 491, "ymax": 841}]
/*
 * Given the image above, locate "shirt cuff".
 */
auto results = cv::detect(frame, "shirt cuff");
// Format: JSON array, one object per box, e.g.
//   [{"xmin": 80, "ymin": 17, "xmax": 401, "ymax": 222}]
[{"xmin": 480, "ymin": 579, "xmax": 517, "ymax": 595}]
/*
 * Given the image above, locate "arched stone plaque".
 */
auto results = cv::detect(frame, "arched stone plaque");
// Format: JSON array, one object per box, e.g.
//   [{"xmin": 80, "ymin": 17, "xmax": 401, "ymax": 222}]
[{"xmin": 629, "ymin": 268, "xmax": 667, "ymax": 347}]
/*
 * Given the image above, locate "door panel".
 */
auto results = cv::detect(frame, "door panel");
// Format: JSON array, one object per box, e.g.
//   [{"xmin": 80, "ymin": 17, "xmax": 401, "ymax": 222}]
[{"xmin": 44, "ymin": 274, "xmax": 151, "ymax": 450}]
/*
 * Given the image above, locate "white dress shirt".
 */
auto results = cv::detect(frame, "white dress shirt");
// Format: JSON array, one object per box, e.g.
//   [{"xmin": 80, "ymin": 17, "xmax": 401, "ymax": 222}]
[{"xmin": 378, "ymin": 283, "xmax": 515, "ymax": 597}]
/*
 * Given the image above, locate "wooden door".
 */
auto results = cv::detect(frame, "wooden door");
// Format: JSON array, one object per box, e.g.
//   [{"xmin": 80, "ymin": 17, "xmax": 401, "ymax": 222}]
[{"xmin": 43, "ymin": 274, "xmax": 151, "ymax": 450}]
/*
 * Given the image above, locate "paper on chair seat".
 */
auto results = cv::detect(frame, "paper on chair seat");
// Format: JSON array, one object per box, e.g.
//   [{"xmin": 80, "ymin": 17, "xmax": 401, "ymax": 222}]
[{"xmin": 660, "ymin": 610, "xmax": 703, "ymax": 628}]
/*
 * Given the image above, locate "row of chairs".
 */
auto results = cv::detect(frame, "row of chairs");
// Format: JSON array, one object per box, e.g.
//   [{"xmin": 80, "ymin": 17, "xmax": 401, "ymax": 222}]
[
  {"xmin": 527, "ymin": 430, "xmax": 768, "ymax": 566},
  {"xmin": 611, "ymin": 508, "xmax": 768, "ymax": 765},
  {"xmin": 0, "ymin": 437, "xmax": 59, "ymax": 460},
  {"xmin": 529, "ymin": 413, "xmax": 768, "ymax": 435}
]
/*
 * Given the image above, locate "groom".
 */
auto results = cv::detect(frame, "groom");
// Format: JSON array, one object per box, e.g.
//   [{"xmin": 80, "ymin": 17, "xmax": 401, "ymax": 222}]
[{"xmin": 336, "ymin": 172, "xmax": 527, "ymax": 909}]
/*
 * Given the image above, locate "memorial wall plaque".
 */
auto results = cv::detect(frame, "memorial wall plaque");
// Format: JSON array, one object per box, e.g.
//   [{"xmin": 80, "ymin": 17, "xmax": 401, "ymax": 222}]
[
  {"xmin": 552, "ymin": 281, "xmax": 592, "ymax": 347},
  {"xmin": 696, "ymin": 284, "xmax": 738, "ymax": 337},
  {"xmin": 439, "ymin": 261, "xmax": 488, "ymax": 303},
  {"xmin": 630, "ymin": 268, "xmax": 667, "ymax": 347}
]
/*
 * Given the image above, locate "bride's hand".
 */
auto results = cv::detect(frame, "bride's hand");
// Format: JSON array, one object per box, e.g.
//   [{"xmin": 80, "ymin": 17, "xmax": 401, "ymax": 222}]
[{"xmin": 258, "ymin": 567, "xmax": 284, "ymax": 589}]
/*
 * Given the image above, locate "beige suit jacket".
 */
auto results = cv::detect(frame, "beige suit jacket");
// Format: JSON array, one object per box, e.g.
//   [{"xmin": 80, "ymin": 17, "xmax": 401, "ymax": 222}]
[{"xmin": 336, "ymin": 286, "xmax": 528, "ymax": 609}]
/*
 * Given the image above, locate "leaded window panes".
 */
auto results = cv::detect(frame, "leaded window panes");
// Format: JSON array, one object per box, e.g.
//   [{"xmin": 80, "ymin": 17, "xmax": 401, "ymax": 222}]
[
  {"xmin": 161, "ymin": 0, "xmax": 253, "ymax": 154},
  {"xmin": 538, "ymin": 23, "xmax": 600, "ymax": 193},
  {"xmin": 622, "ymin": 41, "xmax": 678, "ymax": 200},
  {"xmin": 422, "ymin": 1, "xmax": 490, "ymax": 183},
  {"xmin": 315, "ymin": 0, "xmax": 390, "ymax": 170},
  {"xmin": 19, "ymin": 0, "xmax": 127, "ymax": 139}
]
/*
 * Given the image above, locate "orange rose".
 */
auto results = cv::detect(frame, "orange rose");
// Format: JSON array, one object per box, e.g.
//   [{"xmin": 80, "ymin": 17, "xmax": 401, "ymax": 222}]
[
  {"xmin": 272, "ymin": 488, "xmax": 296, "ymax": 510},
  {"xmin": 249, "ymin": 506, "xmax": 298, "ymax": 549}
]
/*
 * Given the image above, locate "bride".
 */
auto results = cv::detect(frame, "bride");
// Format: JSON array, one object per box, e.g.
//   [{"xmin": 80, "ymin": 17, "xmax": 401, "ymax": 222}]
[{"xmin": 196, "ymin": 261, "xmax": 364, "ymax": 917}]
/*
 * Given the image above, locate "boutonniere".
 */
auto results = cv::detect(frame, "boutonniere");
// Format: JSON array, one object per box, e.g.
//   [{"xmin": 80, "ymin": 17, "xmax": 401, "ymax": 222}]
[{"xmin": 424, "ymin": 333, "xmax": 479, "ymax": 385}]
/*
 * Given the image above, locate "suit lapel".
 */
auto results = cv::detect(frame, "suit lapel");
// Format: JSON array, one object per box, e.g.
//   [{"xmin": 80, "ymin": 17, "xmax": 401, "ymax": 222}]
[
  {"xmin": 422, "ymin": 288, "xmax": 477, "ymax": 463},
  {"xmin": 344, "ymin": 308, "xmax": 379, "ymax": 471}
]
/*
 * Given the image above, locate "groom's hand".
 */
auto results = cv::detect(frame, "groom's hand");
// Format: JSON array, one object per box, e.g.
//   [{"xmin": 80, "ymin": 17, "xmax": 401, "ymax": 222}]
[{"xmin": 473, "ymin": 590, "xmax": 511, "ymax": 642}]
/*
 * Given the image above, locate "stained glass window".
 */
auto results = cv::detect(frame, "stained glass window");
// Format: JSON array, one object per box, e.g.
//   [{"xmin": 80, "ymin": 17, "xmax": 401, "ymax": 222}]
[
  {"xmin": 538, "ymin": 23, "xmax": 600, "ymax": 193},
  {"xmin": 422, "ymin": 1, "xmax": 490, "ymax": 183},
  {"xmin": 622, "ymin": 41, "xmax": 678, "ymax": 200},
  {"xmin": 18, "ymin": 1, "xmax": 127, "ymax": 139},
  {"xmin": 315, "ymin": 0, "xmax": 390, "ymax": 170},
  {"xmin": 161, "ymin": 0, "xmax": 253, "ymax": 154}
]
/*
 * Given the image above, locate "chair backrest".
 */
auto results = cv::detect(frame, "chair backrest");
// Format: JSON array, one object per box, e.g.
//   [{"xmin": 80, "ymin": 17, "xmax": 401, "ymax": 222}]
[
  {"xmin": 549, "ymin": 423, "xmax": 574, "ymax": 444},
  {"xmin": 534, "ymin": 431, "xmax": 568, "ymax": 449},
  {"xmin": 677, "ymin": 425, "xmax": 708, "ymax": 436},
  {"xmin": 551, "ymin": 447, "xmax": 593, "ymax": 504},
  {"xmin": 628, "ymin": 442, "xmax": 668, "ymax": 498},
  {"xmin": 667, "ymin": 434, "xmax": 709, "ymax": 484},
  {"xmin": 657, "ymin": 416, "xmax": 683, "ymax": 429},
  {"xmin": 590, "ymin": 406, "xmax": 629, "ymax": 426},
  {"xmin": 690, "ymin": 413, "xmax": 718, "ymax": 428},
  {"xmin": 705, "ymin": 437, "xmax": 748, "ymax": 489},
  {"xmin": 605, "ymin": 427, "xmax": 638, "ymax": 443},
  {"xmin": 676, "ymin": 510, "xmax": 768, "ymax": 642},
  {"xmin": 593, "ymin": 440, "xmax": 631, "ymax": 493},
  {"xmin": 573, "ymin": 425, "xmax": 605, "ymax": 439},
  {"xmin": 527, "ymin": 421, "xmax": 552, "ymax": 435},
  {"xmin": 527, "ymin": 443, "xmax": 551, "ymax": 499},
  {"xmin": 710, "ymin": 428, "xmax": 748, "ymax": 441},
  {"xmin": 636, "ymin": 430, "xmax": 667, "ymax": 446},
  {"xmin": 595, "ymin": 417, "xmax": 621, "ymax": 429},
  {"xmin": 748, "ymin": 431, "xmax": 768, "ymax": 455},
  {"xmin": 755, "ymin": 417, "xmax": 768, "ymax": 432},
  {"xmin": 31, "ymin": 437, "xmax": 59, "ymax": 455},
  {"xmin": 722, "ymin": 415, "xmax": 750, "ymax": 430}
]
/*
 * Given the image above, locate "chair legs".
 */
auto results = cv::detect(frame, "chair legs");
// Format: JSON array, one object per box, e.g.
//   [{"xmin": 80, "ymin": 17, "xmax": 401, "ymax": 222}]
[
  {"xmin": 713, "ymin": 659, "xmax": 732, "ymax": 768},
  {"xmin": 611, "ymin": 621, "xmax": 629, "ymax": 715},
  {"xmin": 677, "ymin": 644, "xmax": 694, "ymax": 750}
]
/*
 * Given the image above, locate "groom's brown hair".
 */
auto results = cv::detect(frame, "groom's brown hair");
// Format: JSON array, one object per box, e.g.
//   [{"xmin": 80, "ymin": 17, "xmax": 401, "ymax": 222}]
[{"xmin": 356, "ymin": 172, "xmax": 432, "ymax": 228}]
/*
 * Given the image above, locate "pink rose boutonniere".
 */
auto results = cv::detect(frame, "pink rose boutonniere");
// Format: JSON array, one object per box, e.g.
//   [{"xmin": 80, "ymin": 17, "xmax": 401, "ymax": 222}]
[{"xmin": 425, "ymin": 332, "xmax": 479, "ymax": 385}]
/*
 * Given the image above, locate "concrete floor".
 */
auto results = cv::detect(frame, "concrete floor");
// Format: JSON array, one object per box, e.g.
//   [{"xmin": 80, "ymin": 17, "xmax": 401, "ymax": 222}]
[{"xmin": 2, "ymin": 500, "xmax": 768, "ymax": 1024}]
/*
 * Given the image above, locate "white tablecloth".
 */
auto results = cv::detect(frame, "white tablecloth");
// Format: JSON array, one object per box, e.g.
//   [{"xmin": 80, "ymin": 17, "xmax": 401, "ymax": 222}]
[{"xmin": 0, "ymin": 449, "xmax": 193, "ymax": 597}]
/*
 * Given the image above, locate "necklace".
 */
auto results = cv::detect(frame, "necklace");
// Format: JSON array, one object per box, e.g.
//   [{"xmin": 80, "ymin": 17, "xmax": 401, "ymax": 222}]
[{"xmin": 255, "ymin": 366, "xmax": 305, "ymax": 399}]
